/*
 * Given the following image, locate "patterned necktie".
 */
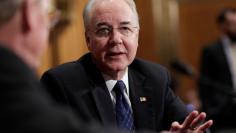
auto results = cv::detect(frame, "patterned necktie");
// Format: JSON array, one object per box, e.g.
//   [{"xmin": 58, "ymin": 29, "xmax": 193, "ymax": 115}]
[{"xmin": 113, "ymin": 80, "xmax": 135, "ymax": 132}]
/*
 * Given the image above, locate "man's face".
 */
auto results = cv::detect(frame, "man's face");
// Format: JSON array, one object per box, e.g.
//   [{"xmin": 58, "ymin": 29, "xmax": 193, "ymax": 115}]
[
  {"xmin": 225, "ymin": 12, "xmax": 236, "ymax": 42},
  {"xmin": 86, "ymin": 0, "xmax": 139, "ymax": 74}
]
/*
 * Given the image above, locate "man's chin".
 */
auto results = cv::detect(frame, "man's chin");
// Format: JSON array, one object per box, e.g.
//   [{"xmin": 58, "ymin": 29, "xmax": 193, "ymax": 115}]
[{"xmin": 103, "ymin": 64, "xmax": 127, "ymax": 73}]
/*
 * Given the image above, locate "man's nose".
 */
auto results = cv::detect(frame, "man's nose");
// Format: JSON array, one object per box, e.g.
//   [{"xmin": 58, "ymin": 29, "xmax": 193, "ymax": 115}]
[{"xmin": 109, "ymin": 29, "xmax": 123, "ymax": 45}]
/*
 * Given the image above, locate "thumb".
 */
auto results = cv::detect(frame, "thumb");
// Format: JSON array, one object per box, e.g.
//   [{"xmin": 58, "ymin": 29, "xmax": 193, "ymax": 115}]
[{"xmin": 170, "ymin": 121, "xmax": 182, "ymax": 132}]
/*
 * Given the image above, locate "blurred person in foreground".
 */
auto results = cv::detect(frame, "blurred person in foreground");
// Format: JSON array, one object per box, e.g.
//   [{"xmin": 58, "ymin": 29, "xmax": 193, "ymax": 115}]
[
  {"xmin": 41, "ymin": 0, "xmax": 213, "ymax": 132},
  {"xmin": 199, "ymin": 8, "xmax": 236, "ymax": 132}
]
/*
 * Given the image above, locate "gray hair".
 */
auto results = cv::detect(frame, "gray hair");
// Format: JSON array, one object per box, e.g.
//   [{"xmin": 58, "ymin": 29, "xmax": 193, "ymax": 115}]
[
  {"xmin": 83, "ymin": 0, "xmax": 139, "ymax": 30},
  {"xmin": 0, "ymin": 0, "xmax": 23, "ymax": 26}
]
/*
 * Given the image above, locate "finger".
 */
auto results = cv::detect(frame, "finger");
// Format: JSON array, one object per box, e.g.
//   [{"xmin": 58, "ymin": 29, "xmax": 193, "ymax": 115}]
[
  {"xmin": 189, "ymin": 112, "xmax": 206, "ymax": 128},
  {"xmin": 170, "ymin": 121, "xmax": 182, "ymax": 132},
  {"xmin": 197, "ymin": 120, "xmax": 213, "ymax": 131},
  {"xmin": 182, "ymin": 110, "xmax": 199, "ymax": 129}
]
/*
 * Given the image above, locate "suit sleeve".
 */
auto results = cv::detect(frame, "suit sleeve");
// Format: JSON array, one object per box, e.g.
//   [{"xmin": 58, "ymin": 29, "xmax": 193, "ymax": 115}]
[
  {"xmin": 162, "ymin": 70, "xmax": 189, "ymax": 129},
  {"xmin": 40, "ymin": 71, "xmax": 71, "ymax": 104},
  {"xmin": 198, "ymin": 47, "xmax": 228, "ymax": 117}
]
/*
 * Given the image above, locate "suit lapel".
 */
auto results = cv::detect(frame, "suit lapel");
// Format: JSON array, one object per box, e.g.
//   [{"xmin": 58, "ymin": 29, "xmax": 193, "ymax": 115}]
[
  {"xmin": 129, "ymin": 68, "xmax": 155, "ymax": 130},
  {"xmin": 83, "ymin": 54, "xmax": 116, "ymax": 125},
  {"xmin": 91, "ymin": 83, "xmax": 116, "ymax": 125},
  {"xmin": 218, "ymin": 42, "xmax": 233, "ymax": 85}
]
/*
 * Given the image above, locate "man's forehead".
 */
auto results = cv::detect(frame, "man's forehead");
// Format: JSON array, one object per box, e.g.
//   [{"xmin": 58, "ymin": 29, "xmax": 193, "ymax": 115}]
[
  {"xmin": 86, "ymin": 0, "xmax": 139, "ymax": 28},
  {"xmin": 90, "ymin": 0, "xmax": 134, "ymax": 18},
  {"xmin": 91, "ymin": 9, "xmax": 135, "ymax": 27},
  {"xmin": 95, "ymin": 21, "xmax": 132, "ymax": 27}
]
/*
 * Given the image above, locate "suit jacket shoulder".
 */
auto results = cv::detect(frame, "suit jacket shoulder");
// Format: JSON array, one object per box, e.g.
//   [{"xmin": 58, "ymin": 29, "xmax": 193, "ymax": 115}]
[
  {"xmin": 129, "ymin": 58, "xmax": 188, "ymax": 129},
  {"xmin": 200, "ymin": 39, "xmax": 232, "ymax": 86}
]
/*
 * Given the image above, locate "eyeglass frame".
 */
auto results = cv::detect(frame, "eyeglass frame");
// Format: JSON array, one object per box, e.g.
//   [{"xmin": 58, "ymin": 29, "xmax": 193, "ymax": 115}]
[{"xmin": 88, "ymin": 23, "xmax": 139, "ymax": 38}]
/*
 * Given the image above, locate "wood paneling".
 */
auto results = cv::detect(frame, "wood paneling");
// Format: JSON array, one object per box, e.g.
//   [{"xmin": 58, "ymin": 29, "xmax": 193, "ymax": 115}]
[
  {"xmin": 179, "ymin": 1, "xmax": 236, "ymax": 70},
  {"xmin": 177, "ymin": 1, "xmax": 236, "ymax": 103},
  {"xmin": 135, "ymin": 0, "xmax": 159, "ymax": 62},
  {"xmin": 38, "ymin": 0, "xmax": 88, "ymax": 76},
  {"xmin": 57, "ymin": 0, "xmax": 88, "ymax": 64}
]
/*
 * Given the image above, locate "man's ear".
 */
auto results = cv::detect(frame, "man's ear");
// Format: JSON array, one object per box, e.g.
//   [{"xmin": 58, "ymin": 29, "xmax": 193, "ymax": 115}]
[
  {"xmin": 21, "ymin": 0, "xmax": 31, "ymax": 33},
  {"xmin": 85, "ymin": 31, "xmax": 92, "ymax": 50}
]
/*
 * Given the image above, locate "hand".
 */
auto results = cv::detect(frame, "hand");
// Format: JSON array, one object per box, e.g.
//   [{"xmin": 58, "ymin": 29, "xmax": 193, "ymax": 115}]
[{"xmin": 169, "ymin": 110, "xmax": 213, "ymax": 133}]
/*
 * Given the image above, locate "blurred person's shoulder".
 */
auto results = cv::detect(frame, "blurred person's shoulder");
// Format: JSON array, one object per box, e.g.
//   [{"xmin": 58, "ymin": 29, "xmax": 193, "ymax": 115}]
[{"xmin": 203, "ymin": 39, "xmax": 222, "ymax": 51}]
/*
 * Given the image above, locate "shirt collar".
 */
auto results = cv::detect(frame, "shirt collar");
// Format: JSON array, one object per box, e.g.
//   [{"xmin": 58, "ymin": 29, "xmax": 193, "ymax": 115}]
[{"xmin": 102, "ymin": 68, "xmax": 129, "ymax": 95}]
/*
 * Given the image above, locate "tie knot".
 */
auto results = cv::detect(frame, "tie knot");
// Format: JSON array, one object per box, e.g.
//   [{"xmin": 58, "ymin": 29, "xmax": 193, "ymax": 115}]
[{"xmin": 113, "ymin": 80, "xmax": 126, "ymax": 94}]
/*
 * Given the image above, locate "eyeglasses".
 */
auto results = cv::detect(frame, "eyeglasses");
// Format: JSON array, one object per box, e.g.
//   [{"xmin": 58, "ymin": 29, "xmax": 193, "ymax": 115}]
[{"xmin": 94, "ymin": 25, "xmax": 139, "ymax": 38}]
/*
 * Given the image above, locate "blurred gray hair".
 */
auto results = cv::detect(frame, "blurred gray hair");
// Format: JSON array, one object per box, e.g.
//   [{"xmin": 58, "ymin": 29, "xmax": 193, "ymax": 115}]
[
  {"xmin": 0, "ymin": 0, "xmax": 23, "ymax": 26},
  {"xmin": 83, "ymin": 0, "xmax": 139, "ymax": 30}
]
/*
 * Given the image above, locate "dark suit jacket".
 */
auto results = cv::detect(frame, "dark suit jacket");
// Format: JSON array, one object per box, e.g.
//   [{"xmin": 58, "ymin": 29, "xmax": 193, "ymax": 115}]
[
  {"xmin": 199, "ymin": 40, "xmax": 236, "ymax": 128},
  {"xmin": 0, "ymin": 46, "xmax": 127, "ymax": 133},
  {"xmin": 41, "ymin": 53, "xmax": 189, "ymax": 132}
]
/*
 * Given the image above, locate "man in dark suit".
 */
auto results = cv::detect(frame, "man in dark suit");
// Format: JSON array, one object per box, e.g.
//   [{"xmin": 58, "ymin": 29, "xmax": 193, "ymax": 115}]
[
  {"xmin": 199, "ymin": 8, "xmax": 236, "ymax": 131},
  {"xmin": 41, "ymin": 0, "xmax": 213, "ymax": 132}
]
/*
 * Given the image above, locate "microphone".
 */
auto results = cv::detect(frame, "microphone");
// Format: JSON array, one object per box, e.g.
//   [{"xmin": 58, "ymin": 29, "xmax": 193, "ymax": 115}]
[{"xmin": 170, "ymin": 59, "xmax": 196, "ymax": 78}]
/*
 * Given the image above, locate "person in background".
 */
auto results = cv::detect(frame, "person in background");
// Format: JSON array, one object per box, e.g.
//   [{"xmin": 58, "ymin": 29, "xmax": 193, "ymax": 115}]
[
  {"xmin": 199, "ymin": 8, "xmax": 236, "ymax": 132},
  {"xmin": 41, "ymin": 0, "xmax": 213, "ymax": 132}
]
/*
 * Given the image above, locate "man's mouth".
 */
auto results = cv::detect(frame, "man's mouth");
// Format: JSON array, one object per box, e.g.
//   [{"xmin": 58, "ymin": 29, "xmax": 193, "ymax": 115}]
[
  {"xmin": 106, "ymin": 52, "xmax": 126, "ymax": 58},
  {"xmin": 107, "ymin": 52, "xmax": 124, "ymax": 56}
]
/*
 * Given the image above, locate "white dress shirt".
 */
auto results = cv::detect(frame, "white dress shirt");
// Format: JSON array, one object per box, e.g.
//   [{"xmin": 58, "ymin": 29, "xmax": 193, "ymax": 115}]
[
  {"xmin": 102, "ymin": 68, "xmax": 132, "ymax": 107},
  {"xmin": 222, "ymin": 37, "xmax": 236, "ymax": 90}
]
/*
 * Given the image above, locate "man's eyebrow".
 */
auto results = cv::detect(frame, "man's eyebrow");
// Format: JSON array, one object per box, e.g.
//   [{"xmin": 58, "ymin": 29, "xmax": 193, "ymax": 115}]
[
  {"xmin": 95, "ymin": 21, "xmax": 132, "ymax": 27},
  {"xmin": 96, "ymin": 22, "xmax": 110, "ymax": 27},
  {"xmin": 120, "ymin": 21, "xmax": 132, "ymax": 25}
]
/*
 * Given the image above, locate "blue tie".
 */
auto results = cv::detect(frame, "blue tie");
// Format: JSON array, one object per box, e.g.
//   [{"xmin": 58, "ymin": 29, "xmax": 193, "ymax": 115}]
[{"xmin": 113, "ymin": 80, "xmax": 134, "ymax": 132}]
